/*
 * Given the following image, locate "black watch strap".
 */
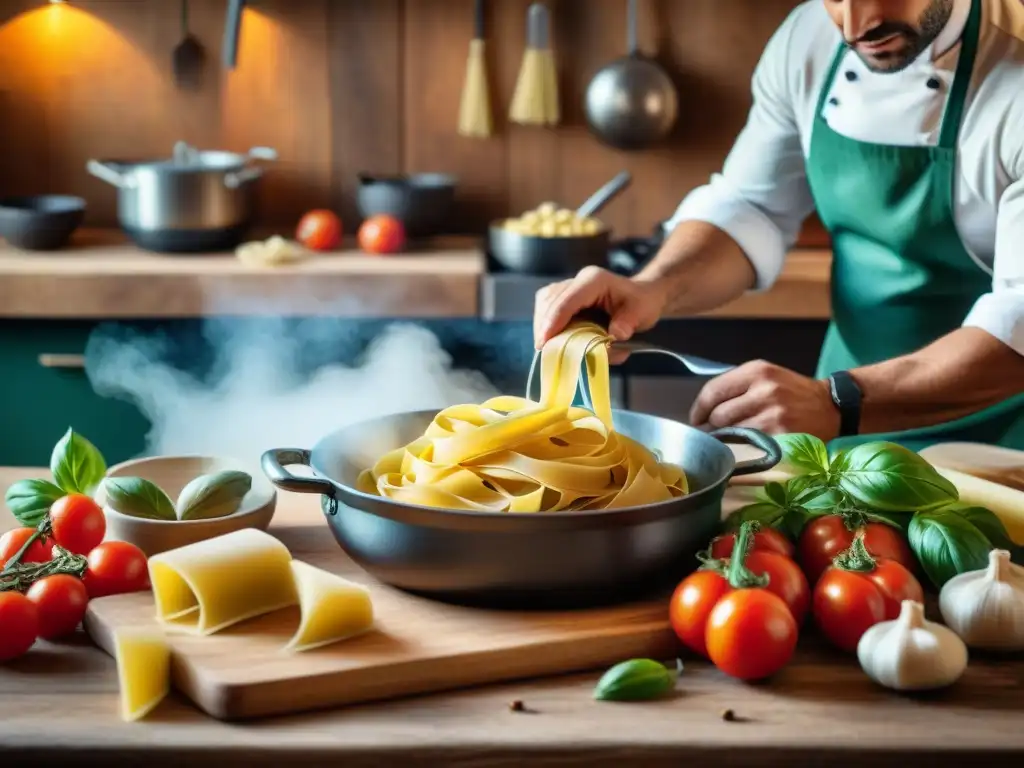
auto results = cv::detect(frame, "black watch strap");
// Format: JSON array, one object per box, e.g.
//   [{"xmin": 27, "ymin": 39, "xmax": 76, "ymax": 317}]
[{"xmin": 827, "ymin": 370, "xmax": 862, "ymax": 437}]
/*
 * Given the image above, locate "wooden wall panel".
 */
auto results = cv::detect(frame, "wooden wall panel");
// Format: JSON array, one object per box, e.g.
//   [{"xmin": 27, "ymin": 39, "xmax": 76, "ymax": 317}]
[
  {"xmin": 327, "ymin": 0, "xmax": 404, "ymax": 226},
  {"xmin": 403, "ymin": 0, "xmax": 508, "ymax": 228},
  {"xmin": 0, "ymin": 0, "xmax": 827, "ymax": 243}
]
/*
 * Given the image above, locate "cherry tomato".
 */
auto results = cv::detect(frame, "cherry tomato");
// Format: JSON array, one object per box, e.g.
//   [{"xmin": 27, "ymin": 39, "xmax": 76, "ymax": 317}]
[
  {"xmin": 83, "ymin": 541, "xmax": 150, "ymax": 599},
  {"xmin": 669, "ymin": 570, "xmax": 731, "ymax": 657},
  {"xmin": 709, "ymin": 527, "xmax": 794, "ymax": 560},
  {"xmin": 26, "ymin": 574, "xmax": 89, "ymax": 640},
  {"xmin": 670, "ymin": 550, "xmax": 809, "ymax": 658},
  {"xmin": 0, "ymin": 592, "xmax": 38, "ymax": 661},
  {"xmin": 358, "ymin": 214, "xmax": 406, "ymax": 254},
  {"xmin": 0, "ymin": 527, "xmax": 53, "ymax": 567},
  {"xmin": 296, "ymin": 209, "xmax": 342, "ymax": 251},
  {"xmin": 813, "ymin": 559, "xmax": 923, "ymax": 652},
  {"xmin": 49, "ymin": 493, "xmax": 106, "ymax": 556},
  {"xmin": 798, "ymin": 515, "xmax": 915, "ymax": 584},
  {"xmin": 705, "ymin": 588, "xmax": 798, "ymax": 681}
]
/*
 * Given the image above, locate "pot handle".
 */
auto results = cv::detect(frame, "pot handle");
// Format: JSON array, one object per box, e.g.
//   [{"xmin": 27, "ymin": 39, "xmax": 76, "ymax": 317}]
[
  {"xmin": 224, "ymin": 146, "xmax": 277, "ymax": 188},
  {"xmin": 86, "ymin": 160, "xmax": 134, "ymax": 189},
  {"xmin": 709, "ymin": 427, "xmax": 783, "ymax": 477},
  {"xmin": 261, "ymin": 448, "xmax": 336, "ymax": 496}
]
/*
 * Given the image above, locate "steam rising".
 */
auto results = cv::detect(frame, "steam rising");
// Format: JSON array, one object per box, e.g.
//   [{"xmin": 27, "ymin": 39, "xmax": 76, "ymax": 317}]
[{"xmin": 83, "ymin": 303, "xmax": 505, "ymax": 465}]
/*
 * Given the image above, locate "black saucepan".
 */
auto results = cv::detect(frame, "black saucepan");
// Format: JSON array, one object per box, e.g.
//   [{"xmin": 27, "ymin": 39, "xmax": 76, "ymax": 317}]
[{"xmin": 487, "ymin": 171, "xmax": 632, "ymax": 275}]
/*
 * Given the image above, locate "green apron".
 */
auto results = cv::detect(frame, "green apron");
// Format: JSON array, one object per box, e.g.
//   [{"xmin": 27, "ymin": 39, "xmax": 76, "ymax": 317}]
[{"xmin": 806, "ymin": 0, "xmax": 1024, "ymax": 452}]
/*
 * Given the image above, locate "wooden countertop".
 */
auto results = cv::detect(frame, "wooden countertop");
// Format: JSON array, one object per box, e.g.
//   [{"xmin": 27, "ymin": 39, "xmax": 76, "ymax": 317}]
[
  {"xmin": 0, "ymin": 230, "xmax": 484, "ymax": 320},
  {"xmin": 0, "ymin": 229, "xmax": 832, "ymax": 321},
  {"xmin": 1, "ymin": 462, "xmax": 1022, "ymax": 767}
]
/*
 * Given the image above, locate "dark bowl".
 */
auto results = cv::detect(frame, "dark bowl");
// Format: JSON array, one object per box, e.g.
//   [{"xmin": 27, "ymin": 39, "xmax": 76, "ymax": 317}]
[
  {"xmin": 356, "ymin": 173, "xmax": 457, "ymax": 238},
  {"xmin": 0, "ymin": 195, "xmax": 86, "ymax": 250}
]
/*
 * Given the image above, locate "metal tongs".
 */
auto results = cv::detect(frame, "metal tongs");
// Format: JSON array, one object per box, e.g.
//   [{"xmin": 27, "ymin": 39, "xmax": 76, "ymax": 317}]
[
  {"xmin": 525, "ymin": 310, "xmax": 735, "ymax": 402},
  {"xmin": 607, "ymin": 340, "xmax": 735, "ymax": 376}
]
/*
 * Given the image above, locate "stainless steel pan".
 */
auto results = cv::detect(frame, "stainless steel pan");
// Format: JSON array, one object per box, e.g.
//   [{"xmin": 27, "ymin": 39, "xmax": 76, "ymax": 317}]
[{"xmin": 261, "ymin": 411, "xmax": 780, "ymax": 609}]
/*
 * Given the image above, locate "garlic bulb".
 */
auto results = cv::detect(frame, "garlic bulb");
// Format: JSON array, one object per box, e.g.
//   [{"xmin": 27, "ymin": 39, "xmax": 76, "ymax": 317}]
[
  {"xmin": 939, "ymin": 548, "xmax": 1024, "ymax": 650},
  {"xmin": 857, "ymin": 600, "xmax": 968, "ymax": 691}
]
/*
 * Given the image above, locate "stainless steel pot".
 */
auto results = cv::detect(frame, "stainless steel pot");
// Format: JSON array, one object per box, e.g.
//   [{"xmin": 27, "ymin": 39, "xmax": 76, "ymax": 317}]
[
  {"xmin": 86, "ymin": 141, "xmax": 277, "ymax": 253},
  {"xmin": 261, "ymin": 411, "xmax": 781, "ymax": 609}
]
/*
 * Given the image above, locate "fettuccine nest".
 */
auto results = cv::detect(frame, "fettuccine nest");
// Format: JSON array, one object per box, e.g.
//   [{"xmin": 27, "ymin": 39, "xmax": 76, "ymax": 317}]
[{"xmin": 356, "ymin": 322, "xmax": 689, "ymax": 512}]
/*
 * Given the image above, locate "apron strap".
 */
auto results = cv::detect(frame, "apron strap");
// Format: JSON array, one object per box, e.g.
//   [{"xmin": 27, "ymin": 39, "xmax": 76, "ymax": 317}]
[
  {"xmin": 938, "ymin": 0, "xmax": 983, "ymax": 149},
  {"xmin": 816, "ymin": 38, "xmax": 849, "ymax": 117}
]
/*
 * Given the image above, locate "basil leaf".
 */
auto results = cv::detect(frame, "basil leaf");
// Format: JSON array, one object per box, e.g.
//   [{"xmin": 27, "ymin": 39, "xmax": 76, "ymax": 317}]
[
  {"xmin": 102, "ymin": 476, "xmax": 176, "ymax": 521},
  {"xmin": 4, "ymin": 479, "xmax": 65, "ymax": 527},
  {"xmin": 594, "ymin": 658, "xmax": 679, "ymax": 701},
  {"xmin": 50, "ymin": 428, "xmax": 107, "ymax": 496},
  {"xmin": 864, "ymin": 510, "xmax": 915, "ymax": 535},
  {"xmin": 724, "ymin": 502, "xmax": 786, "ymax": 531},
  {"xmin": 837, "ymin": 442, "xmax": 958, "ymax": 512},
  {"xmin": 908, "ymin": 508, "xmax": 992, "ymax": 589},
  {"xmin": 949, "ymin": 504, "xmax": 1016, "ymax": 551},
  {"xmin": 763, "ymin": 481, "xmax": 788, "ymax": 508},
  {"xmin": 793, "ymin": 484, "xmax": 844, "ymax": 512},
  {"xmin": 776, "ymin": 433, "xmax": 830, "ymax": 477},
  {"xmin": 779, "ymin": 507, "xmax": 816, "ymax": 540},
  {"xmin": 829, "ymin": 449, "xmax": 851, "ymax": 479}
]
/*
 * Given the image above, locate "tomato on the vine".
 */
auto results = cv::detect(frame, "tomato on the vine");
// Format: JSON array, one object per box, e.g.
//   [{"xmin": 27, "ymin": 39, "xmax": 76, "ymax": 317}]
[
  {"xmin": 669, "ymin": 522, "xmax": 801, "ymax": 680},
  {"xmin": 706, "ymin": 589, "xmax": 799, "ymax": 681},
  {"xmin": 0, "ymin": 592, "xmax": 38, "ymax": 661},
  {"xmin": 812, "ymin": 534, "xmax": 924, "ymax": 652},
  {"xmin": 0, "ymin": 527, "xmax": 52, "ymax": 567},
  {"xmin": 709, "ymin": 527, "xmax": 794, "ymax": 560},
  {"xmin": 26, "ymin": 574, "xmax": 89, "ymax": 640},
  {"xmin": 49, "ymin": 493, "xmax": 106, "ymax": 555},
  {"xmin": 798, "ymin": 514, "xmax": 914, "ymax": 584},
  {"xmin": 83, "ymin": 541, "xmax": 150, "ymax": 599}
]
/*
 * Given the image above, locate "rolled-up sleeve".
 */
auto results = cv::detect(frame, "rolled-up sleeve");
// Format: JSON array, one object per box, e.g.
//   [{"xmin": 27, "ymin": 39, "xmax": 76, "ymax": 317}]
[
  {"xmin": 963, "ymin": 177, "xmax": 1024, "ymax": 356},
  {"xmin": 664, "ymin": 8, "xmax": 817, "ymax": 292}
]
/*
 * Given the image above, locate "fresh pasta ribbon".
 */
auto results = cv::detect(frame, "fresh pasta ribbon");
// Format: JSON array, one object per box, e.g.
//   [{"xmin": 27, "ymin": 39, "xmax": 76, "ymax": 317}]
[{"xmin": 357, "ymin": 321, "xmax": 689, "ymax": 512}]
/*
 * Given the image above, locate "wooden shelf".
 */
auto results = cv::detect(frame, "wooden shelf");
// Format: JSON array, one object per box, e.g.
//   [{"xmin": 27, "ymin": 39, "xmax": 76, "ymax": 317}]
[{"xmin": 0, "ymin": 230, "xmax": 831, "ymax": 321}]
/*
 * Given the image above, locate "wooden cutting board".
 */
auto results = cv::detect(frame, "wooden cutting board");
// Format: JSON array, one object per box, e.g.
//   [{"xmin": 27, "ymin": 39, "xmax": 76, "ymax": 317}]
[
  {"xmin": 82, "ymin": 491, "xmax": 694, "ymax": 722},
  {"xmin": 919, "ymin": 442, "xmax": 1024, "ymax": 491},
  {"xmin": 80, "ymin": 442, "xmax": 1023, "ymax": 722}
]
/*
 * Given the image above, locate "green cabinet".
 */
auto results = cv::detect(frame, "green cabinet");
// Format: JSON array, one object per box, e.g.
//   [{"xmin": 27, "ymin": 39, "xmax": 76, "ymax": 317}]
[{"xmin": 0, "ymin": 321, "xmax": 151, "ymax": 467}]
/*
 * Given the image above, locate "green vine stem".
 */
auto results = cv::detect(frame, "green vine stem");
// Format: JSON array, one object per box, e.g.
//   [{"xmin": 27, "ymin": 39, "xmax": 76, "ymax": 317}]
[
  {"xmin": 725, "ymin": 521, "xmax": 771, "ymax": 589},
  {"xmin": 0, "ymin": 544, "xmax": 86, "ymax": 592},
  {"xmin": 1, "ymin": 516, "xmax": 52, "ymax": 576},
  {"xmin": 832, "ymin": 531, "xmax": 877, "ymax": 573}
]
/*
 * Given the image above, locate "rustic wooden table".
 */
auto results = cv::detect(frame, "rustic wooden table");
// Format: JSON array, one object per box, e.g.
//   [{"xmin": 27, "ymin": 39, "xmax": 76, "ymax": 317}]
[{"xmin": 1, "ymin": 466, "xmax": 1022, "ymax": 767}]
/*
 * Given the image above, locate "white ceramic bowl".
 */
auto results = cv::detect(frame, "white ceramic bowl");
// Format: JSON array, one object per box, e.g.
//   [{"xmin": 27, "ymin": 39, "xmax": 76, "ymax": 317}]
[{"xmin": 95, "ymin": 455, "xmax": 277, "ymax": 556}]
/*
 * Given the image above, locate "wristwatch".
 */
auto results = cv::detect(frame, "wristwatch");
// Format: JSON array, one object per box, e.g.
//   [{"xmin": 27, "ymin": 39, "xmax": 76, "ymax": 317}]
[{"xmin": 827, "ymin": 370, "xmax": 862, "ymax": 437}]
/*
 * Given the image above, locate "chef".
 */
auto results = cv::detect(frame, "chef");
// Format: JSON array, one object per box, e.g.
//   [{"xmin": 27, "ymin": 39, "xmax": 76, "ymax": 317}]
[{"xmin": 533, "ymin": 0, "xmax": 1024, "ymax": 450}]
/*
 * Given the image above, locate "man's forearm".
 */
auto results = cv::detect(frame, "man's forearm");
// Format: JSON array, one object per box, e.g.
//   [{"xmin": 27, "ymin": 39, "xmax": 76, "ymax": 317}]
[
  {"xmin": 633, "ymin": 220, "xmax": 758, "ymax": 316},
  {"xmin": 850, "ymin": 327, "xmax": 1024, "ymax": 434}
]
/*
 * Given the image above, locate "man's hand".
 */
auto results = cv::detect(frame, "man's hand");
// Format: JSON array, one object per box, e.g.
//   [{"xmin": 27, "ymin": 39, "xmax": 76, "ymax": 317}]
[
  {"xmin": 689, "ymin": 360, "xmax": 840, "ymax": 440},
  {"xmin": 533, "ymin": 266, "xmax": 667, "ymax": 350}
]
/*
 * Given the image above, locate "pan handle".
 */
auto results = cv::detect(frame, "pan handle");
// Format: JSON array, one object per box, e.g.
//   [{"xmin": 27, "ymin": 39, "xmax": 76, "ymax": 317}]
[
  {"xmin": 709, "ymin": 427, "xmax": 782, "ymax": 477},
  {"xmin": 260, "ymin": 448, "xmax": 337, "ymax": 497},
  {"xmin": 575, "ymin": 171, "xmax": 631, "ymax": 219}
]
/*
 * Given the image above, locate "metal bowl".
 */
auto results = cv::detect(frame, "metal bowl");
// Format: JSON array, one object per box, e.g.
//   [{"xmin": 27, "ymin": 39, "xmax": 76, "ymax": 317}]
[{"xmin": 262, "ymin": 410, "xmax": 780, "ymax": 609}]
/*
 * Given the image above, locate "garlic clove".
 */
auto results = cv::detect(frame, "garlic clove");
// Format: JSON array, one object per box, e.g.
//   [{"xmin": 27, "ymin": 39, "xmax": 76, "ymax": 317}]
[
  {"xmin": 939, "ymin": 548, "xmax": 1024, "ymax": 651},
  {"xmin": 857, "ymin": 600, "xmax": 968, "ymax": 692}
]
